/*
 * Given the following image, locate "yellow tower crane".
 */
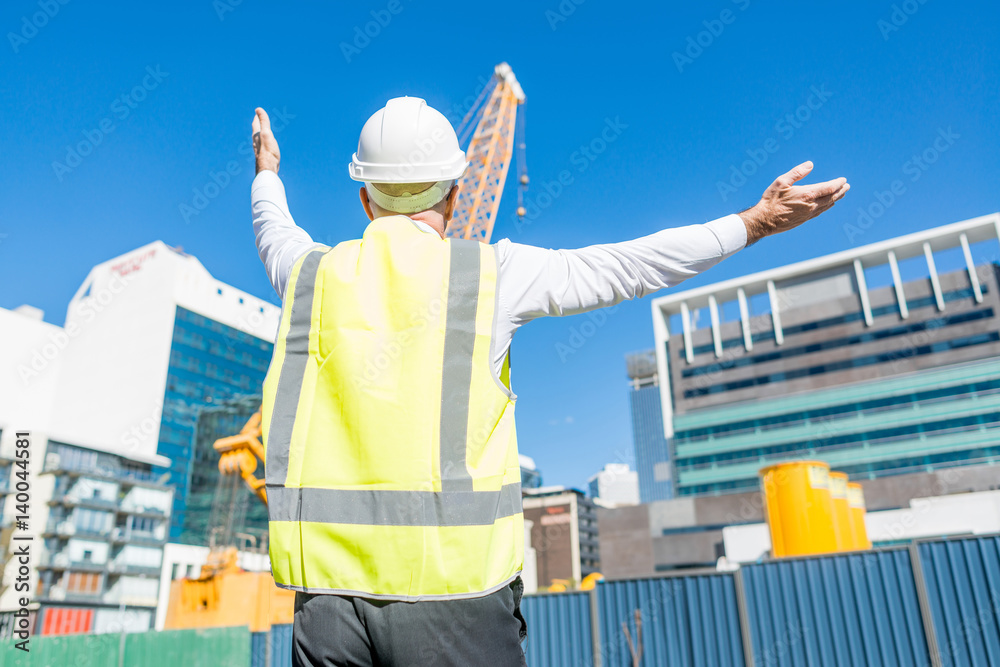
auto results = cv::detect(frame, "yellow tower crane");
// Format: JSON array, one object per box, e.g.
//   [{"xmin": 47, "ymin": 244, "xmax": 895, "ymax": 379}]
[
  {"xmin": 447, "ymin": 62, "xmax": 528, "ymax": 243},
  {"xmin": 164, "ymin": 62, "xmax": 527, "ymax": 631}
]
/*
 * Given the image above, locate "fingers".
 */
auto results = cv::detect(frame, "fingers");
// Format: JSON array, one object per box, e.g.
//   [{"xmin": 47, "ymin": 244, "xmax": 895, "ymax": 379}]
[
  {"xmin": 813, "ymin": 182, "xmax": 851, "ymax": 212},
  {"xmin": 802, "ymin": 177, "xmax": 848, "ymax": 199},
  {"xmin": 255, "ymin": 107, "xmax": 272, "ymax": 135},
  {"xmin": 252, "ymin": 112, "xmax": 261, "ymax": 135},
  {"xmin": 775, "ymin": 161, "xmax": 814, "ymax": 188}
]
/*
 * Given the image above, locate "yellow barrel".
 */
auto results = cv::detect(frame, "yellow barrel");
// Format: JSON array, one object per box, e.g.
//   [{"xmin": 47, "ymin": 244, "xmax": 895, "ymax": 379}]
[
  {"xmin": 847, "ymin": 482, "xmax": 873, "ymax": 550},
  {"xmin": 759, "ymin": 460, "xmax": 838, "ymax": 557},
  {"xmin": 828, "ymin": 472, "xmax": 852, "ymax": 551}
]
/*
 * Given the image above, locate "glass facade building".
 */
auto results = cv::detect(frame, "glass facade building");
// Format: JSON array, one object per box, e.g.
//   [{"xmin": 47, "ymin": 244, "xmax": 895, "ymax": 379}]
[
  {"xmin": 649, "ymin": 215, "xmax": 1000, "ymax": 497},
  {"xmin": 157, "ymin": 306, "xmax": 273, "ymax": 541},
  {"xmin": 182, "ymin": 394, "xmax": 269, "ymax": 546},
  {"xmin": 626, "ymin": 351, "xmax": 674, "ymax": 503}
]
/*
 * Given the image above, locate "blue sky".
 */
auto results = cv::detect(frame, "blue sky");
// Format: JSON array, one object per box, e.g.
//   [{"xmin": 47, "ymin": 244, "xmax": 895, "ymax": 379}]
[{"xmin": 2, "ymin": 1, "xmax": 997, "ymax": 490}]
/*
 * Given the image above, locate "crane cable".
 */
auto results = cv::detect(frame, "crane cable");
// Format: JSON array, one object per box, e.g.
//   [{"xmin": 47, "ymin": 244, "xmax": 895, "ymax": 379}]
[{"xmin": 515, "ymin": 102, "xmax": 528, "ymax": 220}]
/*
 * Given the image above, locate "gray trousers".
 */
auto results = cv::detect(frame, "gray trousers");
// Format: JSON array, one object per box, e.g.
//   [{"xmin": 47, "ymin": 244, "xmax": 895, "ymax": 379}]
[{"xmin": 291, "ymin": 578, "xmax": 527, "ymax": 666}]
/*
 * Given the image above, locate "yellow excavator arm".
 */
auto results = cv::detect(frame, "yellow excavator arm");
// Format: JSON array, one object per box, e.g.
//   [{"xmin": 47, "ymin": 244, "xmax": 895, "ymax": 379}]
[{"xmin": 213, "ymin": 411, "xmax": 267, "ymax": 505}]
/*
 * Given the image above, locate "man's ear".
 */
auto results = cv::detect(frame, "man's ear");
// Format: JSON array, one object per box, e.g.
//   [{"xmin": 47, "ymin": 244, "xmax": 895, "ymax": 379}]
[
  {"xmin": 443, "ymin": 184, "xmax": 459, "ymax": 223},
  {"xmin": 359, "ymin": 186, "xmax": 375, "ymax": 221}
]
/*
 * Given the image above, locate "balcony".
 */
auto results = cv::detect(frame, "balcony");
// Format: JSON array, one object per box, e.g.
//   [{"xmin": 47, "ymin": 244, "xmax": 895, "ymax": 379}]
[
  {"xmin": 111, "ymin": 527, "xmax": 166, "ymax": 546},
  {"xmin": 43, "ymin": 455, "xmax": 167, "ymax": 489},
  {"xmin": 37, "ymin": 552, "xmax": 108, "ymax": 573},
  {"xmin": 49, "ymin": 495, "xmax": 119, "ymax": 511},
  {"xmin": 43, "ymin": 520, "xmax": 112, "ymax": 541},
  {"xmin": 117, "ymin": 504, "xmax": 168, "ymax": 518},
  {"xmin": 107, "ymin": 561, "xmax": 162, "ymax": 577},
  {"xmin": 40, "ymin": 586, "xmax": 105, "ymax": 605}
]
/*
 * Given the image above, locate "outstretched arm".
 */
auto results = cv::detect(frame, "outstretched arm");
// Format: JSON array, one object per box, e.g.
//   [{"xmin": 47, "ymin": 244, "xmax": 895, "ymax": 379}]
[
  {"xmin": 251, "ymin": 108, "xmax": 326, "ymax": 300},
  {"xmin": 500, "ymin": 162, "xmax": 849, "ymax": 324}
]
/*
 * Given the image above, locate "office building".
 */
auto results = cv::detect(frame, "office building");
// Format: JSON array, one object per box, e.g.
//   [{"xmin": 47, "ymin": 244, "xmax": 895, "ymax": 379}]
[
  {"xmin": 649, "ymin": 213, "xmax": 1000, "ymax": 497},
  {"xmin": 587, "ymin": 463, "xmax": 640, "ymax": 507},
  {"xmin": 0, "ymin": 241, "xmax": 280, "ymax": 632},
  {"xmin": 35, "ymin": 241, "xmax": 280, "ymax": 539},
  {"xmin": 522, "ymin": 487, "xmax": 600, "ymax": 588},
  {"xmin": 625, "ymin": 351, "xmax": 673, "ymax": 502}
]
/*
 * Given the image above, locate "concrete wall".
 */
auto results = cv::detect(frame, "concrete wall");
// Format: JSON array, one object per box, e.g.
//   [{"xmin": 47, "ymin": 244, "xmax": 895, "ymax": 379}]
[{"xmin": 595, "ymin": 504, "xmax": 654, "ymax": 579}]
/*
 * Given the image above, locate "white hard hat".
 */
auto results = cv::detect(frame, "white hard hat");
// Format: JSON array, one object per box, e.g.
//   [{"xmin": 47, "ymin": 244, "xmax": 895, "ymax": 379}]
[{"xmin": 349, "ymin": 97, "xmax": 468, "ymax": 184}]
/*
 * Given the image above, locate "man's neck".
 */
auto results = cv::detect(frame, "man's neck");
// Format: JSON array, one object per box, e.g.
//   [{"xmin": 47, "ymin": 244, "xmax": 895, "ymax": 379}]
[{"xmin": 407, "ymin": 211, "xmax": 446, "ymax": 239}]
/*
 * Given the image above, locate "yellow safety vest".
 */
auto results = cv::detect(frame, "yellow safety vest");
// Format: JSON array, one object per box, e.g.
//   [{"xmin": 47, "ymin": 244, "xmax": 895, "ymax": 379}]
[{"xmin": 261, "ymin": 216, "xmax": 523, "ymax": 600}]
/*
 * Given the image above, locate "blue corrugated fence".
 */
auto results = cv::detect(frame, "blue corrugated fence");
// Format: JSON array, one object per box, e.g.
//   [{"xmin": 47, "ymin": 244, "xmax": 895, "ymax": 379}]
[
  {"xmin": 521, "ymin": 590, "xmax": 593, "ymax": 667},
  {"xmin": 741, "ymin": 548, "xmax": 930, "ymax": 666},
  {"xmin": 918, "ymin": 535, "xmax": 1000, "ymax": 667},
  {"xmin": 596, "ymin": 573, "xmax": 745, "ymax": 667}
]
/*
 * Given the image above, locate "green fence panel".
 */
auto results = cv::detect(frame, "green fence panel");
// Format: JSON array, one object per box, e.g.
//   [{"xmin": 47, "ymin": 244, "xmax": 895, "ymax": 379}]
[
  {"xmin": 0, "ymin": 633, "xmax": 120, "ymax": 667},
  {"xmin": 123, "ymin": 626, "xmax": 251, "ymax": 667}
]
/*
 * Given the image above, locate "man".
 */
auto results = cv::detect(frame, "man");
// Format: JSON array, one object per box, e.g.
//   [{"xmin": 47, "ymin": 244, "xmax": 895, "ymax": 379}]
[{"xmin": 250, "ymin": 98, "xmax": 849, "ymax": 666}]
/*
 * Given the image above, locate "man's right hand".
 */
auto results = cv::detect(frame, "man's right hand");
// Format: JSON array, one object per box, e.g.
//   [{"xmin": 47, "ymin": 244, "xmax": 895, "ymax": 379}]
[
  {"xmin": 252, "ymin": 107, "xmax": 281, "ymax": 175},
  {"xmin": 739, "ymin": 162, "xmax": 850, "ymax": 245}
]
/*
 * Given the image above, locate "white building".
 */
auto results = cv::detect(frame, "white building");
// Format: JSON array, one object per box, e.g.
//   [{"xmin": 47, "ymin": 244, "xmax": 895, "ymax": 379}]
[
  {"xmin": 0, "ymin": 242, "xmax": 281, "ymax": 635},
  {"xmin": 588, "ymin": 463, "xmax": 640, "ymax": 508}
]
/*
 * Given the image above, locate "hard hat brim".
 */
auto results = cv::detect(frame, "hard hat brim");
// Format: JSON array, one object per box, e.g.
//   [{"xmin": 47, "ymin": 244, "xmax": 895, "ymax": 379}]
[{"xmin": 348, "ymin": 152, "xmax": 468, "ymax": 183}]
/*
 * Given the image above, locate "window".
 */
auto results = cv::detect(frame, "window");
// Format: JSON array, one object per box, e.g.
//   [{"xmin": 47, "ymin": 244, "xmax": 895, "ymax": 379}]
[
  {"xmin": 131, "ymin": 516, "xmax": 158, "ymax": 534},
  {"xmin": 65, "ymin": 572, "xmax": 101, "ymax": 594},
  {"xmin": 73, "ymin": 508, "xmax": 113, "ymax": 534}
]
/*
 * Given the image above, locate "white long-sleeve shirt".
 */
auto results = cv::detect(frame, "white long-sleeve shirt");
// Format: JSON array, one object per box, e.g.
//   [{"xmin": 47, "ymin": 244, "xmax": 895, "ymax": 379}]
[{"xmin": 251, "ymin": 170, "xmax": 747, "ymax": 378}]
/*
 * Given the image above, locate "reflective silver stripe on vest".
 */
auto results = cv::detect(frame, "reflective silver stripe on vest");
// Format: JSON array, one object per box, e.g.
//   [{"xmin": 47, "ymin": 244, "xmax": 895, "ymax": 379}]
[
  {"xmin": 268, "ymin": 483, "xmax": 522, "ymax": 526},
  {"xmin": 265, "ymin": 249, "xmax": 326, "ymax": 486},
  {"xmin": 439, "ymin": 239, "xmax": 481, "ymax": 492}
]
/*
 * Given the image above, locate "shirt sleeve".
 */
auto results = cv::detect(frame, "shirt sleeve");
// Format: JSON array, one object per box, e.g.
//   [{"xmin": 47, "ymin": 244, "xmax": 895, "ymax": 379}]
[
  {"xmin": 495, "ymin": 214, "xmax": 747, "ymax": 325},
  {"xmin": 251, "ymin": 170, "xmax": 327, "ymax": 300}
]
